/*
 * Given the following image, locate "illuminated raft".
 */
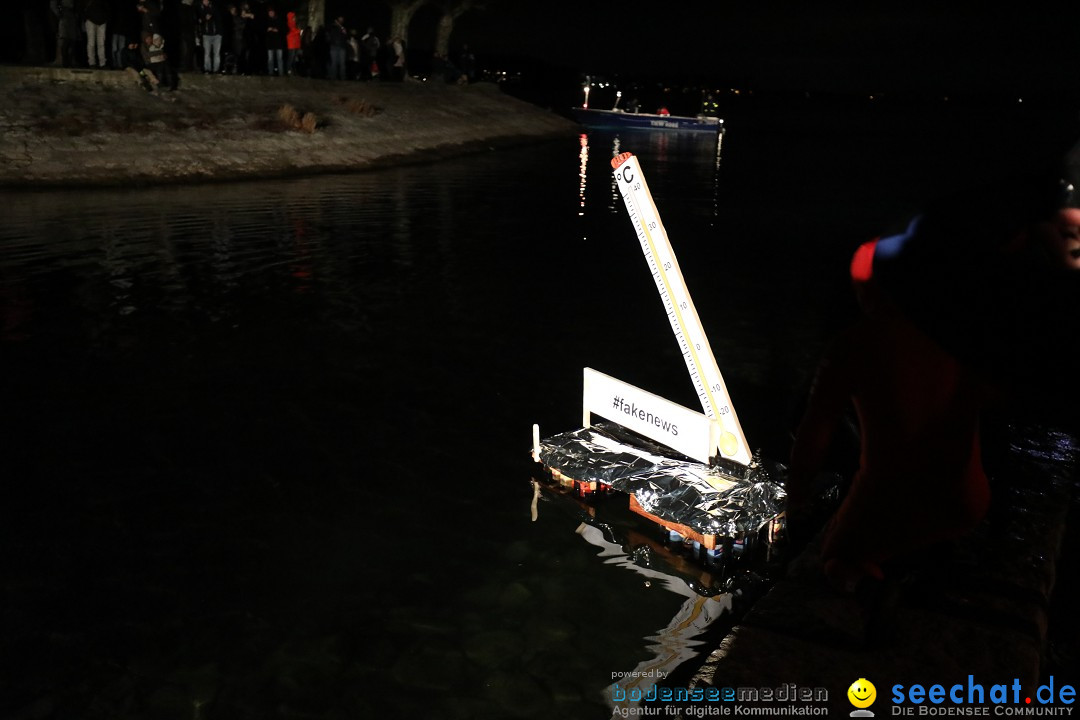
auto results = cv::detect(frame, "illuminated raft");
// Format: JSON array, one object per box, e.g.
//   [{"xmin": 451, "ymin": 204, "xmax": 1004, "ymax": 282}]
[
  {"xmin": 532, "ymin": 152, "xmax": 786, "ymax": 561},
  {"xmin": 536, "ymin": 421, "xmax": 786, "ymax": 557}
]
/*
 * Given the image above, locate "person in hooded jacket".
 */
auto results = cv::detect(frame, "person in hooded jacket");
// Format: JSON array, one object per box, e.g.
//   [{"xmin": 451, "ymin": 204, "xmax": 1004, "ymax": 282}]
[
  {"xmin": 787, "ymin": 135, "xmax": 1080, "ymax": 642},
  {"xmin": 285, "ymin": 10, "xmax": 301, "ymax": 74},
  {"xmin": 788, "ymin": 239, "xmax": 993, "ymax": 593}
]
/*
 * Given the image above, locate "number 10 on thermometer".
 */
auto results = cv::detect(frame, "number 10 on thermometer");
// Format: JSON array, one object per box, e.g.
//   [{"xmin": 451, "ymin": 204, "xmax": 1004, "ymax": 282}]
[{"xmin": 611, "ymin": 152, "xmax": 751, "ymax": 465}]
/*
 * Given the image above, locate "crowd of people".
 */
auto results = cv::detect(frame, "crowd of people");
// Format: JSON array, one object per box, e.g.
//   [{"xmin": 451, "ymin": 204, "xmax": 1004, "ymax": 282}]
[{"xmin": 47, "ymin": 0, "xmax": 478, "ymax": 90}]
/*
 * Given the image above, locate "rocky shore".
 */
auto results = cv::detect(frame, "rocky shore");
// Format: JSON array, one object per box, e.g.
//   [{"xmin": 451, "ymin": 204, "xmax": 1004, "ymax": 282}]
[{"xmin": 0, "ymin": 65, "xmax": 578, "ymax": 188}]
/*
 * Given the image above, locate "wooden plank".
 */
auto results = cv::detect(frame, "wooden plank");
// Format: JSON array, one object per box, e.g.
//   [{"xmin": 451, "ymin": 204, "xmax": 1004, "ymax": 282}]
[
  {"xmin": 546, "ymin": 466, "xmax": 604, "ymax": 496},
  {"xmin": 628, "ymin": 494, "xmax": 719, "ymax": 550}
]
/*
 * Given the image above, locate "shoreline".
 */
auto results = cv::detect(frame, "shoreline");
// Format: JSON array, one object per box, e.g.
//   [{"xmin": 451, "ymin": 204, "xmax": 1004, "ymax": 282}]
[{"xmin": 0, "ymin": 65, "xmax": 579, "ymax": 189}]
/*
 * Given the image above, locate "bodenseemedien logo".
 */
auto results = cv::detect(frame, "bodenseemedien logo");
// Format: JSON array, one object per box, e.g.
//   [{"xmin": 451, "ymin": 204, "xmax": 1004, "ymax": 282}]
[{"xmin": 849, "ymin": 678, "xmax": 877, "ymax": 717}]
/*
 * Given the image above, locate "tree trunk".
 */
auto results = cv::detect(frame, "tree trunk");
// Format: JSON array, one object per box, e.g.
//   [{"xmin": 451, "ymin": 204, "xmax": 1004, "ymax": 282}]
[
  {"xmin": 386, "ymin": 0, "xmax": 425, "ymax": 79},
  {"xmin": 306, "ymin": 0, "xmax": 326, "ymax": 29},
  {"xmin": 388, "ymin": 0, "xmax": 425, "ymax": 44},
  {"xmin": 433, "ymin": 12, "xmax": 454, "ymax": 58},
  {"xmin": 435, "ymin": 2, "xmax": 475, "ymax": 60}
]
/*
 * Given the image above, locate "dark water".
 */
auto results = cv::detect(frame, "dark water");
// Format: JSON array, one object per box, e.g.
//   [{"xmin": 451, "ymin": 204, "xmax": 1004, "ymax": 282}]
[{"xmin": 1, "ymin": 98, "xmax": 1072, "ymax": 718}]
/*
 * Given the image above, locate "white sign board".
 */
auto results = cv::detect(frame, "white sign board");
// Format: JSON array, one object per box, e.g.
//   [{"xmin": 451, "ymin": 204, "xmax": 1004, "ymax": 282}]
[{"xmin": 582, "ymin": 368, "xmax": 718, "ymax": 464}]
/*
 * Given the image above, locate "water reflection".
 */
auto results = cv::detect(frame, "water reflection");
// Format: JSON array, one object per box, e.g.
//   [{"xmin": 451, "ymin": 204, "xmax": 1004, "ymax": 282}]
[
  {"xmin": 101, "ymin": 230, "xmax": 135, "ymax": 316},
  {"xmin": 578, "ymin": 133, "xmax": 588, "ymax": 216},
  {"xmin": 712, "ymin": 131, "xmax": 725, "ymax": 225},
  {"xmin": 575, "ymin": 128, "xmax": 727, "ymax": 230},
  {"xmin": 1, "ymin": 164, "xmax": 503, "ymax": 337},
  {"xmin": 576, "ymin": 132, "xmax": 625, "ymax": 222},
  {"xmin": 611, "ymin": 135, "xmax": 623, "ymax": 212},
  {"xmin": 573, "ymin": 523, "xmax": 733, "ymax": 718}
]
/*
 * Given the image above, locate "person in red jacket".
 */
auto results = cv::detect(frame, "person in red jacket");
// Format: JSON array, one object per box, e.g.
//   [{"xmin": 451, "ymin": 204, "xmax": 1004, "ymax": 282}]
[
  {"xmin": 789, "ymin": 138, "xmax": 1080, "ymax": 600},
  {"xmin": 286, "ymin": 11, "xmax": 302, "ymax": 75},
  {"xmin": 788, "ymin": 236, "xmax": 992, "ymax": 594}
]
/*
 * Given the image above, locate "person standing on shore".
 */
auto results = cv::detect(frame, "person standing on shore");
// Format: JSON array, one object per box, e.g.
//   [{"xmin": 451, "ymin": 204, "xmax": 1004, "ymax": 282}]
[
  {"xmin": 199, "ymin": 0, "xmax": 223, "ymax": 73},
  {"xmin": 48, "ymin": 0, "xmax": 62, "ymax": 64},
  {"xmin": 108, "ymin": 0, "xmax": 135, "ymax": 68},
  {"xmin": 326, "ymin": 15, "xmax": 347, "ymax": 81},
  {"xmin": 176, "ymin": 0, "xmax": 197, "ymax": 71},
  {"xmin": 360, "ymin": 26, "xmax": 379, "ymax": 80},
  {"xmin": 300, "ymin": 22, "xmax": 316, "ymax": 76},
  {"xmin": 389, "ymin": 35, "xmax": 405, "ymax": 81},
  {"xmin": 241, "ymin": 2, "xmax": 256, "ymax": 72},
  {"xmin": 285, "ymin": 11, "xmax": 301, "ymax": 75},
  {"xmin": 136, "ymin": 0, "xmax": 161, "ymax": 36},
  {"xmin": 226, "ymin": 4, "xmax": 245, "ymax": 73},
  {"xmin": 54, "ymin": 0, "xmax": 79, "ymax": 67},
  {"xmin": 346, "ymin": 28, "xmax": 361, "ymax": 80},
  {"xmin": 264, "ymin": 6, "xmax": 284, "ymax": 76},
  {"xmin": 458, "ymin": 43, "xmax": 475, "ymax": 83},
  {"xmin": 81, "ymin": 0, "xmax": 109, "ymax": 68}
]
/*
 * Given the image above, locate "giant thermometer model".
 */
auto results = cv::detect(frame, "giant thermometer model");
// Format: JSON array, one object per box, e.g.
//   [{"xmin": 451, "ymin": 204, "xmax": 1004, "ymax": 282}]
[
  {"xmin": 607, "ymin": 151, "xmax": 751, "ymax": 466},
  {"xmin": 532, "ymin": 151, "xmax": 785, "ymax": 557}
]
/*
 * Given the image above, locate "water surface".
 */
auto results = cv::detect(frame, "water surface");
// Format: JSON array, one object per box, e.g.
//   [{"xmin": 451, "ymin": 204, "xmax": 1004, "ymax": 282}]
[{"xmin": 2, "ymin": 99, "xmax": 1044, "ymax": 718}]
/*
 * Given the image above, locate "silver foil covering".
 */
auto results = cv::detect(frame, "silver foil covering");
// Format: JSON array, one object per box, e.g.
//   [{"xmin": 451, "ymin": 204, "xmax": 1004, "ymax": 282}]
[{"xmin": 538, "ymin": 422, "xmax": 787, "ymax": 540}]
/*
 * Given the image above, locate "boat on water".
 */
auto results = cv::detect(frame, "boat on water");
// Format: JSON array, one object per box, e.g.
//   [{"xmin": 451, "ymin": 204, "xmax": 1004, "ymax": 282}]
[
  {"xmin": 571, "ymin": 106, "xmax": 723, "ymax": 134},
  {"xmin": 570, "ymin": 81, "xmax": 723, "ymax": 134}
]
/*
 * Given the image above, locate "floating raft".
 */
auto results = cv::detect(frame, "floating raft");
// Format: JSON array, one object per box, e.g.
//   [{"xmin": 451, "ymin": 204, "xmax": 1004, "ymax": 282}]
[
  {"xmin": 533, "ymin": 152, "xmax": 787, "ymax": 566},
  {"xmin": 536, "ymin": 422, "xmax": 786, "ymax": 559}
]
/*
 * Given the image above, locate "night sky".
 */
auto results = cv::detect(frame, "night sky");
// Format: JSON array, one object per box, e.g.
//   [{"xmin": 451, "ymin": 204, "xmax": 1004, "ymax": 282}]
[{"xmin": 462, "ymin": 4, "xmax": 1080, "ymax": 99}]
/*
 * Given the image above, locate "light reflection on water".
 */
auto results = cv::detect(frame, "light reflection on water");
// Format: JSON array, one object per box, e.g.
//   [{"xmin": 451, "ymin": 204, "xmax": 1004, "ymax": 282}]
[
  {"xmin": 573, "ymin": 522, "xmax": 734, "ymax": 716},
  {"xmin": 574, "ymin": 128, "xmax": 724, "ymax": 225}
]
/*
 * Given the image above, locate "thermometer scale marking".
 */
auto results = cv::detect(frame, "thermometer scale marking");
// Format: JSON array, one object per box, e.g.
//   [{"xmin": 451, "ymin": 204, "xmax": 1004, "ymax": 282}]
[{"xmin": 611, "ymin": 152, "xmax": 751, "ymax": 464}]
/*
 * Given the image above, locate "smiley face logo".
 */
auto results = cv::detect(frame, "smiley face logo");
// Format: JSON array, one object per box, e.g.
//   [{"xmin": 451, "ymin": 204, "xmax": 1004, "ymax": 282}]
[{"xmin": 847, "ymin": 678, "xmax": 876, "ymax": 709}]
